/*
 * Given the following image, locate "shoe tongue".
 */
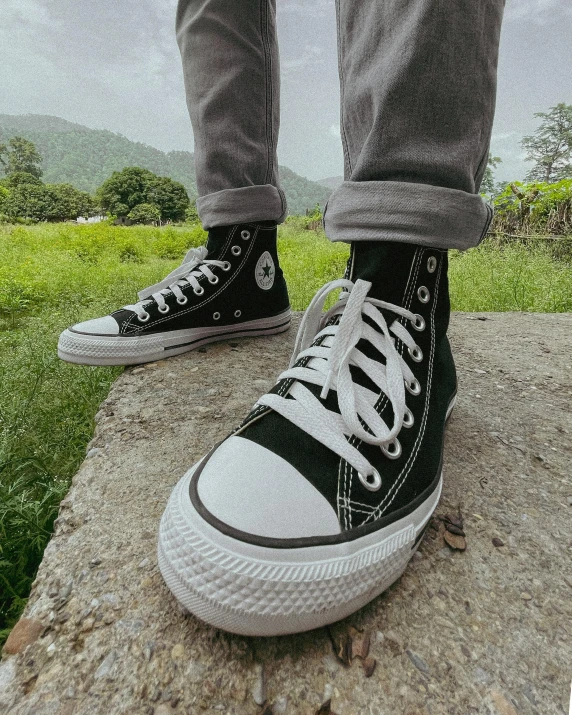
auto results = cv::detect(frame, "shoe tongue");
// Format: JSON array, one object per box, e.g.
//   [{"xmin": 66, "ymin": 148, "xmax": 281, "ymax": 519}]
[
  {"xmin": 205, "ymin": 225, "xmax": 229, "ymax": 259},
  {"xmin": 349, "ymin": 241, "xmax": 419, "ymax": 304}
]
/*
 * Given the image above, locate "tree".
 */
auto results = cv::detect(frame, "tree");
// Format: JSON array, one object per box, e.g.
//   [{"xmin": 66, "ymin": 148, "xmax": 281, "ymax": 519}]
[
  {"xmin": 521, "ymin": 103, "xmax": 572, "ymax": 183},
  {"xmin": 127, "ymin": 202, "xmax": 161, "ymax": 224},
  {"xmin": 480, "ymin": 153, "xmax": 502, "ymax": 195},
  {"xmin": 2, "ymin": 182, "xmax": 50, "ymax": 221},
  {"xmin": 145, "ymin": 175, "xmax": 190, "ymax": 221},
  {"xmin": 44, "ymin": 183, "xmax": 97, "ymax": 222},
  {"xmin": 95, "ymin": 167, "xmax": 190, "ymax": 221},
  {"xmin": 185, "ymin": 200, "xmax": 200, "ymax": 223},
  {"xmin": 0, "ymin": 137, "xmax": 43, "ymax": 178}
]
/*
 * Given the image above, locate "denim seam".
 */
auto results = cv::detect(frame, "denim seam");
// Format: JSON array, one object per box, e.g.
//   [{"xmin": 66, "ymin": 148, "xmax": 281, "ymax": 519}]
[
  {"xmin": 335, "ymin": 0, "xmax": 352, "ymax": 177},
  {"xmin": 260, "ymin": 0, "xmax": 274, "ymax": 186}
]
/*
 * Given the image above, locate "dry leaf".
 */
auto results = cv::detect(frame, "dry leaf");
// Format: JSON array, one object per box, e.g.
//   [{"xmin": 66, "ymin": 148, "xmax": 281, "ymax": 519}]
[
  {"xmin": 362, "ymin": 657, "xmax": 377, "ymax": 677},
  {"xmin": 351, "ymin": 631, "xmax": 371, "ymax": 660},
  {"xmin": 444, "ymin": 530, "xmax": 467, "ymax": 551}
]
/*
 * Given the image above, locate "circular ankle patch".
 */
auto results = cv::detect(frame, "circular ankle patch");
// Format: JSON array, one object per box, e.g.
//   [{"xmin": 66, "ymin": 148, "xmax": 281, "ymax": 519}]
[{"xmin": 255, "ymin": 251, "xmax": 275, "ymax": 290}]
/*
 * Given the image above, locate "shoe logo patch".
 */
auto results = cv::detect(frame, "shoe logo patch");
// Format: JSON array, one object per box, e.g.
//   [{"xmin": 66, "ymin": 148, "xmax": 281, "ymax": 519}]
[{"xmin": 255, "ymin": 251, "xmax": 275, "ymax": 290}]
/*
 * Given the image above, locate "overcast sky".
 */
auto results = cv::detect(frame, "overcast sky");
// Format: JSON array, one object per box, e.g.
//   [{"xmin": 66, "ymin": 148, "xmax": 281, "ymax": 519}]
[{"xmin": 0, "ymin": 0, "xmax": 571, "ymax": 184}]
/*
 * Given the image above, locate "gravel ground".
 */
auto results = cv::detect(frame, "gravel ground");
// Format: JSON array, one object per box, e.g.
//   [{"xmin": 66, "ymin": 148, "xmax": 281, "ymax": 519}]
[{"xmin": 1, "ymin": 312, "xmax": 571, "ymax": 715}]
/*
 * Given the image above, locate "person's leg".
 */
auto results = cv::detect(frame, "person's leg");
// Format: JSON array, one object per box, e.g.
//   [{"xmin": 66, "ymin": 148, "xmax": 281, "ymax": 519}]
[
  {"xmin": 158, "ymin": 1, "xmax": 505, "ymax": 636},
  {"xmin": 58, "ymin": 0, "xmax": 290, "ymax": 367},
  {"xmin": 324, "ymin": 0, "xmax": 504, "ymax": 250},
  {"xmin": 176, "ymin": 0, "xmax": 287, "ymax": 228}
]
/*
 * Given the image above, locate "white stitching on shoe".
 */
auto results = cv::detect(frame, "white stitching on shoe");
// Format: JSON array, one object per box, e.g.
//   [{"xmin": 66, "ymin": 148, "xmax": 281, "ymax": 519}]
[
  {"xmin": 338, "ymin": 248, "xmax": 423, "ymax": 529},
  {"xmin": 120, "ymin": 225, "xmax": 257, "ymax": 335},
  {"xmin": 363, "ymin": 256, "xmax": 442, "ymax": 523}
]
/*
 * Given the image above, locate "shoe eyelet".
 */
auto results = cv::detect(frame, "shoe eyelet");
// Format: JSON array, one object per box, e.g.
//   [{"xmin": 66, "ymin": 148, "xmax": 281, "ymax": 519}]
[
  {"xmin": 234, "ymin": 309, "xmax": 241, "ymax": 318},
  {"xmin": 222, "ymin": 262, "xmax": 231, "ymax": 271},
  {"xmin": 176, "ymin": 295, "xmax": 188, "ymax": 305},
  {"xmin": 417, "ymin": 286, "xmax": 430, "ymax": 303},
  {"xmin": 208, "ymin": 275, "xmax": 219, "ymax": 285},
  {"xmin": 158, "ymin": 304, "xmax": 170, "ymax": 314},
  {"xmin": 427, "ymin": 256, "xmax": 437, "ymax": 273},
  {"xmin": 231, "ymin": 245, "xmax": 241, "ymax": 256},
  {"xmin": 403, "ymin": 408, "xmax": 414, "ymax": 428},
  {"xmin": 193, "ymin": 286, "xmax": 205, "ymax": 296},
  {"xmin": 213, "ymin": 312, "xmax": 221, "ymax": 320},
  {"xmin": 240, "ymin": 230, "xmax": 251, "ymax": 240},
  {"xmin": 137, "ymin": 312, "xmax": 150, "ymax": 323},
  {"xmin": 411, "ymin": 314, "xmax": 425, "ymax": 331},
  {"xmin": 408, "ymin": 345, "xmax": 423, "ymax": 362},
  {"xmin": 406, "ymin": 378, "xmax": 422, "ymax": 396},
  {"xmin": 358, "ymin": 468, "xmax": 382, "ymax": 492},
  {"xmin": 381, "ymin": 438, "xmax": 402, "ymax": 460}
]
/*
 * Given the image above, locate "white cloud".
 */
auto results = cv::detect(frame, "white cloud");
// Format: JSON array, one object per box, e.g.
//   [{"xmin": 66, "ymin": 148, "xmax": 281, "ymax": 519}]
[{"xmin": 504, "ymin": 0, "xmax": 572, "ymax": 24}]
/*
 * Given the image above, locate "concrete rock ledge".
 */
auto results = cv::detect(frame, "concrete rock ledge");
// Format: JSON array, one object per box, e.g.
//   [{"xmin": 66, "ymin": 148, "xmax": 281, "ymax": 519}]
[{"xmin": 1, "ymin": 313, "xmax": 571, "ymax": 715}]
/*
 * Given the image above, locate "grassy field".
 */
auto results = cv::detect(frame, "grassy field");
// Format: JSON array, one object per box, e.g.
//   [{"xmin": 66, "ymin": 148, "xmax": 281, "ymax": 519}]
[{"xmin": 1, "ymin": 217, "xmax": 571, "ymax": 641}]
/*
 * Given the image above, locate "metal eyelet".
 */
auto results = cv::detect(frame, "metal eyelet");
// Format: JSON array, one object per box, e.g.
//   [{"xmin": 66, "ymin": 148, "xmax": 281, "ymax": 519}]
[
  {"xmin": 411, "ymin": 314, "xmax": 425, "ymax": 332},
  {"xmin": 358, "ymin": 468, "xmax": 382, "ymax": 492},
  {"xmin": 234, "ymin": 309, "xmax": 241, "ymax": 318},
  {"xmin": 403, "ymin": 408, "xmax": 414, "ymax": 428},
  {"xmin": 213, "ymin": 312, "xmax": 220, "ymax": 320},
  {"xmin": 222, "ymin": 262, "xmax": 231, "ymax": 271},
  {"xmin": 417, "ymin": 286, "xmax": 430, "ymax": 303},
  {"xmin": 427, "ymin": 256, "xmax": 437, "ymax": 273},
  {"xmin": 408, "ymin": 345, "xmax": 423, "ymax": 363},
  {"xmin": 176, "ymin": 295, "xmax": 188, "ymax": 305},
  {"xmin": 231, "ymin": 245, "xmax": 241, "ymax": 256},
  {"xmin": 406, "ymin": 378, "xmax": 422, "ymax": 396},
  {"xmin": 208, "ymin": 275, "xmax": 219, "ymax": 284},
  {"xmin": 158, "ymin": 304, "xmax": 170, "ymax": 314},
  {"xmin": 240, "ymin": 230, "xmax": 251, "ymax": 240},
  {"xmin": 193, "ymin": 286, "xmax": 205, "ymax": 296},
  {"xmin": 137, "ymin": 312, "xmax": 150, "ymax": 323},
  {"xmin": 382, "ymin": 439, "xmax": 402, "ymax": 460}
]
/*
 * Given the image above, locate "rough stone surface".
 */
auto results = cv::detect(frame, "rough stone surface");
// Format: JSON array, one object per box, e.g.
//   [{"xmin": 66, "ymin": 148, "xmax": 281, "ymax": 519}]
[{"xmin": 1, "ymin": 312, "xmax": 571, "ymax": 715}]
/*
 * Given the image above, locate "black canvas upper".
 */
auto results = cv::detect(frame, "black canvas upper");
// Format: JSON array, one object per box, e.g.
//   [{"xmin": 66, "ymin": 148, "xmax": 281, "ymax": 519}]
[
  {"xmin": 79, "ymin": 221, "xmax": 289, "ymax": 337},
  {"xmin": 191, "ymin": 240, "xmax": 457, "ymax": 545}
]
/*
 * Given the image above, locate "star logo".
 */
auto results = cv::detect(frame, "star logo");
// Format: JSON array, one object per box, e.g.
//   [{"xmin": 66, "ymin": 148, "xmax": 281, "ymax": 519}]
[{"xmin": 255, "ymin": 251, "xmax": 275, "ymax": 290}]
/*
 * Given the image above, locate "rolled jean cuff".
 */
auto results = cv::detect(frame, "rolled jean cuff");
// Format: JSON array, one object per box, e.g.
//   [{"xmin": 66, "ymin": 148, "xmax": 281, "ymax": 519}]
[
  {"xmin": 197, "ymin": 184, "xmax": 287, "ymax": 229},
  {"xmin": 322, "ymin": 180, "xmax": 494, "ymax": 251}
]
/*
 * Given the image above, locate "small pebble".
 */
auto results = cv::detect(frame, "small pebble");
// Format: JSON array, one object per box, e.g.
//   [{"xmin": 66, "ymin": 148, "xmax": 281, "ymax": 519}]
[
  {"xmin": 406, "ymin": 650, "xmax": 431, "ymax": 675},
  {"xmin": 131, "ymin": 367, "xmax": 145, "ymax": 374},
  {"xmin": 252, "ymin": 664, "xmax": 266, "ymax": 706},
  {"xmin": 492, "ymin": 537, "xmax": 504, "ymax": 547},
  {"xmin": 520, "ymin": 592, "xmax": 533, "ymax": 601}
]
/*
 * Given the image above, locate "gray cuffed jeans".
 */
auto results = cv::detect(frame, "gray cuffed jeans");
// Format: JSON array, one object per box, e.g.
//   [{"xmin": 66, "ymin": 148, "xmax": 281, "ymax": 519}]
[{"xmin": 176, "ymin": 0, "xmax": 505, "ymax": 250}]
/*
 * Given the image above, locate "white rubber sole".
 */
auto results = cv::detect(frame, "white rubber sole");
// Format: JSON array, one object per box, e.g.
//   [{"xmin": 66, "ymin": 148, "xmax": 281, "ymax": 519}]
[
  {"xmin": 157, "ymin": 463, "xmax": 442, "ymax": 636},
  {"xmin": 57, "ymin": 310, "xmax": 291, "ymax": 366},
  {"xmin": 158, "ymin": 397, "xmax": 456, "ymax": 636}
]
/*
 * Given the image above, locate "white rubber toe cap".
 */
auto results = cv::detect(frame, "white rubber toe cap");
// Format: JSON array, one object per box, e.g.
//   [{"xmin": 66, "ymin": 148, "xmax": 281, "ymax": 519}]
[
  {"xmin": 71, "ymin": 315, "xmax": 120, "ymax": 336},
  {"xmin": 196, "ymin": 436, "xmax": 341, "ymax": 540}
]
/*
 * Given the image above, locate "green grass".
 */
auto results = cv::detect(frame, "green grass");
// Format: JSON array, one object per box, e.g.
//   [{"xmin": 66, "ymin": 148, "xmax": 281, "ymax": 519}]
[{"xmin": 1, "ymin": 218, "xmax": 571, "ymax": 641}]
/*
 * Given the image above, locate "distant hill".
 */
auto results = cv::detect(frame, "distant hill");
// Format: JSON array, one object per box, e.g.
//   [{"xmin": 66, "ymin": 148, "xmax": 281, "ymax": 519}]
[
  {"xmin": 317, "ymin": 175, "xmax": 343, "ymax": 191},
  {"xmin": 0, "ymin": 114, "xmax": 332, "ymax": 216}
]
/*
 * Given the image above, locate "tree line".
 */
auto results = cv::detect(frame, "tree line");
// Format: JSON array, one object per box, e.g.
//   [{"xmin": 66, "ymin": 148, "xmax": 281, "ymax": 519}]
[
  {"xmin": 1, "ymin": 103, "xmax": 571, "ymax": 226},
  {"xmin": 0, "ymin": 139, "xmax": 192, "ymax": 224}
]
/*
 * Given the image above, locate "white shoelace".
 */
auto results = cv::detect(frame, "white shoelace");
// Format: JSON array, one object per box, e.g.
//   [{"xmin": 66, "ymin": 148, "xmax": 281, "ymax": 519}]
[
  {"xmin": 123, "ymin": 246, "xmax": 229, "ymax": 320},
  {"xmin": 257, "ymin": 279, "xmax": 422, "ymax": 486}
]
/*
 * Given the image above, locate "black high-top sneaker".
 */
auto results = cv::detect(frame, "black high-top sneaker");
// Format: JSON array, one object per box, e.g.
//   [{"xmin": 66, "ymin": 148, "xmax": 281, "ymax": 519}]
[
  {"xmin": 58, "ymin": 221, "xmax": 291, "ymax": 365},
  {"xmin": 157, "ymin": 241, "xmax": 457, "ymax": 636}
]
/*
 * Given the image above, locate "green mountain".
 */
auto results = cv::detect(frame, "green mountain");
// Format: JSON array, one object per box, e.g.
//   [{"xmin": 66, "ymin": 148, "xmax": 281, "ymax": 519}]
[{"xmin": 0, "ymin": 114, "xmax": 332, "ymax": 216}]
